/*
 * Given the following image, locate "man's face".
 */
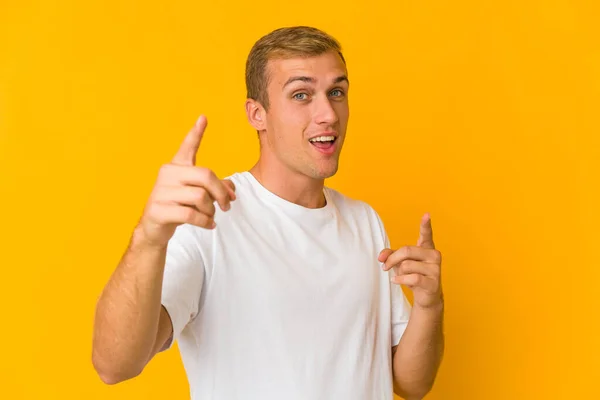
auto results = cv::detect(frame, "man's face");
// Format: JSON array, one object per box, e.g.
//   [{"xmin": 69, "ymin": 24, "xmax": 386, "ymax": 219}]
[{"xmin": 261, "ymin": 51, "xmax": 349, "ymax": 180}]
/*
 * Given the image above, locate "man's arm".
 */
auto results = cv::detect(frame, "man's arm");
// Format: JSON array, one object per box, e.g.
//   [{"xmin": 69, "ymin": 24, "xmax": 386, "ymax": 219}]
[
  {"xmin": 391, "ymin": 302, "xmax": 444, "ymax": 399},
  {"xmin": 92, "ymin": 230, "xmax": 174, "ymax": 384},
  {"xmin": 379, "ymin": 213, "xmax": 445, "ymax": 399},
  {"xmin": 91, "ymin": 115, "xmax": 235, "ymax": 384}
]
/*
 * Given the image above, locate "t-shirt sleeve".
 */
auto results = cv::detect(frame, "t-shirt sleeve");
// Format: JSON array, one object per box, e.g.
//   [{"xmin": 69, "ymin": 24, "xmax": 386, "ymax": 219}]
[
  {"xmin": 160, "ymin": 224, "xmax": 206, "ymax": 349},
  {"xmin": 370, "ymin": 206, "xmax": 412, "ymax": 347},
  {"xmin": 384, "ymin": 232, "xmax": 413, "ymax": 347}
]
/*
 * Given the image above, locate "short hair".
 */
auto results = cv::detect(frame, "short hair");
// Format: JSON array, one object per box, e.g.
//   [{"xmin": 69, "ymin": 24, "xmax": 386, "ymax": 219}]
[{"xmin": 245, "ymin": 26, "xmax": 346, "ymax": 110}]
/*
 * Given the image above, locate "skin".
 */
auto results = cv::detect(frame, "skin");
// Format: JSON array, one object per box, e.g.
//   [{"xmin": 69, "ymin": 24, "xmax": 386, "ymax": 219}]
[
  {"xmin": 248, "ymin": 54, "xmax": 445, "ymax": 397},
  {"xmin": 92, "ymin": 50, "xmax": 444, "ymax": 399},
  {"xmin": 245, "ymin": 51, "xmax": 349, "ymax": 208},
  {"xmin": 92, "ymin": 116, "xmax": 235, "ymax": 384},
  {"xmin": 381, "ymin": 213, "xmax": 445, "ymax": 399}
]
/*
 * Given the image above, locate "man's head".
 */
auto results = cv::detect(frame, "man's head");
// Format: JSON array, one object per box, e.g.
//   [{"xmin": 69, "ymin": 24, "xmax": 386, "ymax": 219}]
[{"xmin": 245, "ymin": 26, "xmax": 349, "ymax": 180}]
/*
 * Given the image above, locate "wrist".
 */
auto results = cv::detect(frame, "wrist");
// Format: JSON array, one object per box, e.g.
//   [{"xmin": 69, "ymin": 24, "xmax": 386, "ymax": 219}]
[
  {"xmin": 131, "ymin": 224, "xmax": 169, "ymax": 253},
  {"xmin": 414, "ymin": 297, "xmax": 444, "ymax": 315}
]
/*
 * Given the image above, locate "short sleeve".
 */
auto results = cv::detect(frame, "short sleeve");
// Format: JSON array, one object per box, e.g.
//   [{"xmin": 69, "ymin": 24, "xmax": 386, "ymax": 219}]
[
  {"xmin": 161, "ymin": 224, "xmax": 206, "ymax": 349},
  {"xmin": 370, "ymin": 206, "xmax": 412, "ymax": 347},
  {"xmin": 387, "ymin": 230, "xmax": 412, "ymax": 346}
]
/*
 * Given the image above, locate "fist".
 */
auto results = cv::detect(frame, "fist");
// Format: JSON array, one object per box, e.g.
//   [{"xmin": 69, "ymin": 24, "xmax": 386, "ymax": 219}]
[
  {"xmin": 137, "ymin": 115, "xmax": 236, "ymax": 248},
  {"xmin": 379, "ymin": 213, "xmax": 443, "ymax": 310}
]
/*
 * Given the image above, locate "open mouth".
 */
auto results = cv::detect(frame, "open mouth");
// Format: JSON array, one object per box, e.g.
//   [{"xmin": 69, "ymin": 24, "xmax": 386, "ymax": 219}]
[{"xmin": 309, "ymin": 135, "xmax": 337, "ymax": 152}]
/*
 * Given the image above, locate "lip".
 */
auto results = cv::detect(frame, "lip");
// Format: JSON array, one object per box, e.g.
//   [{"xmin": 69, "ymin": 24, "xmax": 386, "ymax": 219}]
[
  {"xmin": 309, "ymin": 135, "xmax": 338, "ymax": 156},
  {"xmin": 308, "ymin": 131, "xmax": 338, "ymax": 141}
]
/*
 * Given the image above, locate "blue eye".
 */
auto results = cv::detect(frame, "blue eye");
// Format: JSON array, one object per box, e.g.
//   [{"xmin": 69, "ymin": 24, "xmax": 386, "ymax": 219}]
[
  {"xmin": 294, "ymin": 93, "xmax": 308, "ymax": 100},
  {"xmin": 330, "ymin": 89, "xmax": 344, "ymax": 97}
]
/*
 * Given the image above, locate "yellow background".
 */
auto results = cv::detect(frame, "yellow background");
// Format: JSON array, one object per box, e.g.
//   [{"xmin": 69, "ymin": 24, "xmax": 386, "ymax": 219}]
[{"xmin": 1, "ymin": 0, "xmax": 598, "ymax": 399}]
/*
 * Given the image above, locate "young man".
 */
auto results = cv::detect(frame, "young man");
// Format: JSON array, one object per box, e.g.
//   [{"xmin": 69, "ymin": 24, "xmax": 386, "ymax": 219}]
[{"xmin": 92, "ymin": 26, "xmax": 445, "ymax": 400}]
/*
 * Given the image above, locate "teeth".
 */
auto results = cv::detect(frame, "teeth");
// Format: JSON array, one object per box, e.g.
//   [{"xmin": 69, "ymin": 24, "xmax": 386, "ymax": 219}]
[{"xmin": 309, "ymin": 136, "xmax": 335, "ymax": 143}]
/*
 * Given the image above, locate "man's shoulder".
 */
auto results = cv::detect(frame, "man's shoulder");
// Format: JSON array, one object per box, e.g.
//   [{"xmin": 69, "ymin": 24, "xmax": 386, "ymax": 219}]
[
  {"xmin": 325, "ymin": 186, "xmax": 381, "ymax": 219},
  {"xmin": 223, "ymin": 171, "xmax": 248, "ymax": 187},
  {"xmin": 326, "ymin": 187, "xmax": 388, "ymax": 242}
]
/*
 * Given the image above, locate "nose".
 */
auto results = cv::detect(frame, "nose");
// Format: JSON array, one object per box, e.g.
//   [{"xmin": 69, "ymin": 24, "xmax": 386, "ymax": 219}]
[{"xmin": 313, "ymin": 95, "xmax": 339, "ymax": 126}]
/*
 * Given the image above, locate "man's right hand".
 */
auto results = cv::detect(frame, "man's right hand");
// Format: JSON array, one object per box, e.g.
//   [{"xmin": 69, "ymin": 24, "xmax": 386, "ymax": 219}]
[{"xmin": 136, "ymin": 115, "xmax": 236, "ymax": 248}]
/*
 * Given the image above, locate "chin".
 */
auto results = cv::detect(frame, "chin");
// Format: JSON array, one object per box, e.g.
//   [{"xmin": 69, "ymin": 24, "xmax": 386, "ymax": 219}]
[{"xmin": 309, "ymin": 162, "xmax": 339, "ymax": 180}]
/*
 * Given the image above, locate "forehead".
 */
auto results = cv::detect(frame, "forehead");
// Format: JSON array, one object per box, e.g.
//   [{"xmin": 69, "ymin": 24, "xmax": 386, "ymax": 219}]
[{"xmin": 266, "ymin": 51, "xmax": 347, "ymax": 86}]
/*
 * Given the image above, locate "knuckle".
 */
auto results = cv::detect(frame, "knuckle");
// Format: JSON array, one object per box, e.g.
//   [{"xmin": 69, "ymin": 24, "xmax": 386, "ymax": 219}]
[
  {"xmin": 399, "ymin": 260, "xmax": 411, "ymax": 273},
  {"xmin": 153, "ymin": 185, "xmax": 168, "ymax": 201},
  {"xmin": 194, "ymin": 188, "xmax": 209, "ymax": 204},
  {"xmin": 216, "ymin": 184, "xmax": 230, "ymax": 202},
  {"xmin": 219, "ymin": 184, "xmax": 229, "ymax": 198},
  {"xmin": 198, "ymin": 167, "xmax": 215, "ymax": 182},
  {"xmin": 224, "ymin": 179, "xmax": 236, "ymax": 192},
  {"xmin": 193, "ymin": 213, "xmax": 209, "ymax": 227},
  {"xmin": 182, "ymin": 207, "xmax": 196, "ymax": 223},
  {"xmin": 412, "ymin": 274, "xmax": 422, "ymax": 285},
  {"xmin": 158, "ymin": 164, "xmax": 172, "ymax": 180},
  {"xmin": 152, "ymin": 188, "xmax": 173, "ymax": 207},
  {"xmin": 216, "ymin": 192, "xmax": 230, "ymax": 204},
  {"xmin": 401, "ymin": 246, "xmax": 411, "ymax": 258},
  {"xmin": 204, "ymin": 188, "xmax": 216, "ymax": 201},
  {"xmin": 432, "ymin": 249, "xmax": 442, "ymax": 263},
  {"xmin": 205, "ymin": 203, "xmax": 216, "ymax": 218}
]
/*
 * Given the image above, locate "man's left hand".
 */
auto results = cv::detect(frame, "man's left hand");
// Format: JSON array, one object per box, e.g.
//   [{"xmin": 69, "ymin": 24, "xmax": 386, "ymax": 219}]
[{"xmin": 379, "ymin": 213, "xmax": 443, "ymax": 310}]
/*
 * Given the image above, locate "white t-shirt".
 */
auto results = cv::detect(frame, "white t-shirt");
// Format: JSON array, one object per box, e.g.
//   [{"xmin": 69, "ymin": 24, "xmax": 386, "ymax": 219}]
[{"xmin": 161, "ymin": 171, "xmax": 412, "ymax": 400}]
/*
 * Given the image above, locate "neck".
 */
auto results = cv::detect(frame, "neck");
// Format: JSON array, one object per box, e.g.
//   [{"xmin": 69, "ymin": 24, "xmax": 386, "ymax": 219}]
[{"xmin": 249, "ymin": 157, "xmax": 326, "ymax": 209}]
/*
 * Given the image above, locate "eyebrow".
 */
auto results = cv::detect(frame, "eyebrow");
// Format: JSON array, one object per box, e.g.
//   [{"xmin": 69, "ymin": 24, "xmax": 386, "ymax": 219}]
[
  {"xmin": 333, "ymin": 75, "xmax": 349, "ymax": 85},
  {"xmin": 282, "ymin": 75, "xmax": 349, "ymax": 89}
]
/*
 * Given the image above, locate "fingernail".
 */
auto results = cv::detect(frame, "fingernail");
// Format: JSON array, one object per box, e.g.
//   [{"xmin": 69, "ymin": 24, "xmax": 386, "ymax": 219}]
[{"xmin": 196, "ymin": 115, "xmax": 204, "ymax": 126}]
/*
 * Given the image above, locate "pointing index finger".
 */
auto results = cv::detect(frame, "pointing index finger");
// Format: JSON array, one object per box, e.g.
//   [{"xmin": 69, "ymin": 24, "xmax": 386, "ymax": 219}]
[
  {"xmin": 417, "ymin": 212, "xmax": 435, "ymax": 249},
  {"xmin": 172, "ymin": 115, "xmax": 207, "ymax": 166}
]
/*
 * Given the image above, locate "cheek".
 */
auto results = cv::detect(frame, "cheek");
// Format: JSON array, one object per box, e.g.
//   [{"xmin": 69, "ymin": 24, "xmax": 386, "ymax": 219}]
[
  {"xmin": 334, "ymin": 102, "xmax": 349, "ymax": 123},
  {"xmin": 273, "ymin": 102, "xmax": 309, "ymax": 133}
]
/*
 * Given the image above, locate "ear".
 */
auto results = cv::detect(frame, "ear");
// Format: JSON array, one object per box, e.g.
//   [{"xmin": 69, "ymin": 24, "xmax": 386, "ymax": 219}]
[{"xmin": 245, "ymin": 98, "xmax": 266, "ymax": 131}]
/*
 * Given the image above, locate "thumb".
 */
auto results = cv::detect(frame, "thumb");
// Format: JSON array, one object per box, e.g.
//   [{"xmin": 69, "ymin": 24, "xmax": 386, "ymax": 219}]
[
  {"xmin": 172, "ymin": 115, "xmax": 207, "ymax": 166},
  {"xmin": 222, "ymin": 179, "xmax": 236, "ymax": 201},
  {"xmin": 378, "ymin": 248, "xmax": 394, "ymax": 263}
]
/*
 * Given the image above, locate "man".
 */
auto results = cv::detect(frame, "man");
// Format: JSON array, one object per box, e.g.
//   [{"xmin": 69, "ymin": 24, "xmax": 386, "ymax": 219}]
[{"xmin": 92, "ymin": 26, "xmax": 444, "ymax": 400}]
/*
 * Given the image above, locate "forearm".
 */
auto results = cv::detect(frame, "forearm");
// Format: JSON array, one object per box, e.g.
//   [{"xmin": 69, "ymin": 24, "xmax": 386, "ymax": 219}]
[
  {"xmin": 92, "ymin": 226, "xmax": 167, "ymax": 383},
  {"xmin": 392, "ymin": 302, "xmax": 444, "ymax": 399}
]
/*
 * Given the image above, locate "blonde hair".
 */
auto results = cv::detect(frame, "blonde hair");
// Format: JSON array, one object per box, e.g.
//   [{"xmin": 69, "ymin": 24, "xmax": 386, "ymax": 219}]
[{"xmin": 245, "ymin": 26, "xmax": 346, "ymax": 110}]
